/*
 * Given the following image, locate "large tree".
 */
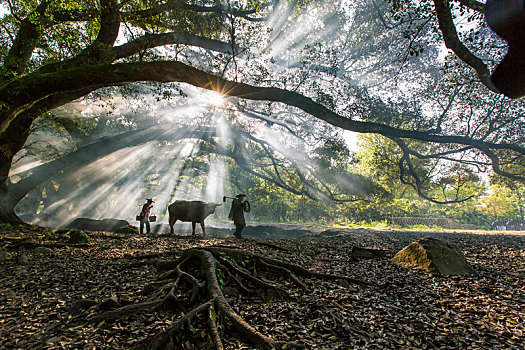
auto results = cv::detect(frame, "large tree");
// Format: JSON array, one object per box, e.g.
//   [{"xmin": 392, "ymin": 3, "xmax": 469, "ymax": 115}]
[{"xmin": 1, "ymin": 0, "xmax": 524, "ymax": 223}]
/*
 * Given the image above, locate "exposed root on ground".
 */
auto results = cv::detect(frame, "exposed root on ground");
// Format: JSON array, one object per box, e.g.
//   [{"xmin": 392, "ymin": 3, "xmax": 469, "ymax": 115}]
[{"xmin": 95, "ymin": 247, "xmax": 373, "ymax": 349}]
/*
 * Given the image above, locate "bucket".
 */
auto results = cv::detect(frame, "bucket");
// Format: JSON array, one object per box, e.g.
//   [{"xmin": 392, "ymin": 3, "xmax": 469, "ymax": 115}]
[{"xmin": 149, "ymin": 214, "xmax": 157, "ymax": 222}]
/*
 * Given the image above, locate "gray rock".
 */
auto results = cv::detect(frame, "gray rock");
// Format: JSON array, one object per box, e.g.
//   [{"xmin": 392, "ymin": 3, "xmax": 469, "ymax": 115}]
[
  {"xmin": 18, "ymin": 253, "xmax": 29, "ymax": 265},
  {"xmin": 65, "ymin": 218, "xmax": 131, "ymax": 232},
  {"xmin": 67, "ymin": 230, "xmax": 90, "ymax": 244},
  {"xmin": 33, "ymin": 247, "xmax": 54, "ymax": 255},
  {"xmin": 98, "ymin": 297, "xmax": 121, "ymax": 311},
  {"xmin": 69, "ymin": 299, "xmax": 97, "ymax": 314},
  {"xmin": 392, "ymin": 237, "xmax": 474, "ymax": 275},
  {"xmin": 0, "ymin": 249, "xmax": 13, "ymax": 261}
]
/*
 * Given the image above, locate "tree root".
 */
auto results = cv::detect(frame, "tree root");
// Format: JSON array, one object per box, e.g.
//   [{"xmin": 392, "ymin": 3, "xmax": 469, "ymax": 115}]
[
  {"xmin": 93, "ymin": 300, "xmax": 161, "ymax": 323},
  {"xmin": 94, "ymin": 246, "xmax": 373, "ymax": 349},
  {"xmin": 206, "ymin": 247, "xmax": 373, "ymax": 286},
  {"xmin": 258, "ymin": 258, "xmax": 309, "ymax": 291}
]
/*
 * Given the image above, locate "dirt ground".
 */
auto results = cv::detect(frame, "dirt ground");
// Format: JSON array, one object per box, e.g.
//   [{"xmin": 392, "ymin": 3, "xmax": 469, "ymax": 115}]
[{"xmin": 1, "ymin": 224, "xmax": 524, "ymax": 349}]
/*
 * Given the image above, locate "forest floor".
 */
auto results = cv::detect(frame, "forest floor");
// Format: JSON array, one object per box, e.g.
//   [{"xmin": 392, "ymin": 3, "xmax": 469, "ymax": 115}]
[{"xmin": 0, "ymin": 224, "xmax": 524, "ymax": 349}]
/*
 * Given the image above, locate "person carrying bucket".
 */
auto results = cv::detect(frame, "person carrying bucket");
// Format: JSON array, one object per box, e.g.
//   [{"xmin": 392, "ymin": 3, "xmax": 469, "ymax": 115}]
[{"xmin": 139, "ymin": 198, "xmax": 154, "ymax": 234}]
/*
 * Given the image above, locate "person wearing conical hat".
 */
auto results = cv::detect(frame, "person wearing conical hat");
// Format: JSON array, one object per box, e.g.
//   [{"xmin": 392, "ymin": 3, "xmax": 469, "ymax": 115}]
[
  {"xmin": 139, "ymin": 198, "xmax": 154, "ymax": 234},
  {"xmin": 228, "ymin": 194, "xmax": 249, "ymax": 238}
]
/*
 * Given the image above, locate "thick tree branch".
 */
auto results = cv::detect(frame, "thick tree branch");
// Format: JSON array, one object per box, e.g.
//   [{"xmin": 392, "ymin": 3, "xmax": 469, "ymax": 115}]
[
  {"xmin": 432, "ymin": 0, "xmax": 499, "ymax": 93},
  {"xmin": 95, "ymin": 0, "xmax": 121, "ymax": 47},
  {"xmin": 3, "ymin": 60, "xmax": 524, "ymax": 156},
  {"xmin": 1, "ymin": 1, "xmax": 49, "ymax": 80},
  {"xmin": 124, "ymin": 1, "xmax": 271, "ymax": 22},
  {"xmin": 3, "ymin": 60, "xmax": 525, "ymax": 193},
  {"xmin": 49, "ymin": 0, "xmax": 271, "ymax": 23},
  {"xmin": 112, "ymin": 32, "xmax": 241, "ymax": 60},
  {"xmin": 64, "ymin": 0, "xmax": 120, "ymax": 65},
  {"xmin": 32, "ymin": 0, "xmax": 122, "ymax": 75}
]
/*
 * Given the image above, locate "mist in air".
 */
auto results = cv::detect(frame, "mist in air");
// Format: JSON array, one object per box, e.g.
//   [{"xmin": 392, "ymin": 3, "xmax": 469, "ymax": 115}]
[{"xmin": 10, "ymin": 1, "xmax": 411, "ymax": 228}]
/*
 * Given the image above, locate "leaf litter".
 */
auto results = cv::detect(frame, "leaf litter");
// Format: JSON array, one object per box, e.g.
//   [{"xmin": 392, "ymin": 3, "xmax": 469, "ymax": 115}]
[{"xmin": 0, "ymin": 225, "xmax": 523, "ymax": 349}]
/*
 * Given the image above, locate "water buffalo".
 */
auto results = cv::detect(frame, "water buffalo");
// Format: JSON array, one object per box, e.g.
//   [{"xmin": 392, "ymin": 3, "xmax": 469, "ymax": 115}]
[{"xmin": 168, "ymin": 200, "xmax": 222, "ymax": 236}]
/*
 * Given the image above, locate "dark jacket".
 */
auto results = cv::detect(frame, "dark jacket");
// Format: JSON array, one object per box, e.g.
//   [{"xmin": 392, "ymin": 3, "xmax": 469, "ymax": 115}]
[{"xmin": 229, "ymin": 198, "xmax": 247, "ymax": 227}]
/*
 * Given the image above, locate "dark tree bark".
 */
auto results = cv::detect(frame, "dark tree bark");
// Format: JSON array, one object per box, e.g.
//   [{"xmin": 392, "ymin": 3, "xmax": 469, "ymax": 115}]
[{"xmin": 0, "ymin": 115, "xmax": 35, "ymax": 223}]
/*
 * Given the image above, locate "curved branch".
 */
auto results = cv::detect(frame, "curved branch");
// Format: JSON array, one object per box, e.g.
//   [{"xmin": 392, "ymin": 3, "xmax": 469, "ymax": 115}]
[
  {"xmin": 3, "ymin": 60, "xmax": 525, "ymax": 195},
  {"xmin": 112, "ymin": 32, "xmax": 241, "ymax": 60},
  {"xmin": 31, "ymin": 0, "xmax": 121, "ymax": 75},
  {"xmin": 6, "ymin": 0, "xmax": 23, "ymax": 22},
  {"xmin": 480, "ymin": 146, "xmax": 525, "ymax": 181},
  {"xmin": 50, "ymin": 0, "xmax": 272, "ymax": 23},
  {"xmin": 394, "ymin": 137, "xmax": 474, "ymax": 204},
  {"xmin": 237, "ymin": 106, "xmax": 297, "ymax": 136},
  {"xmin": 3, "ymin": 60, "xmax": 524, "ymax": 156},
  {"xmin": 199, "ymin": 144, "xmax": 315, "ymax": 199},
  {"xmin": 1, "ymin": 1, "xmax": 50, "ymax": 79},
  {"xmin": 432, "ymin": 0, "xmax": 498, "ymax": 93}
]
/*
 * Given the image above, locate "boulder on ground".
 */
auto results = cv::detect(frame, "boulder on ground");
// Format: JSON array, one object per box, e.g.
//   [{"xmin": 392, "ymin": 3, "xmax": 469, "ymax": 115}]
[
  {"xmin": 351, "ymin": 246, "xmax": 388, "ymax": 259},
  {"xmin": 33, "ymin": 246, "xmax": 54, "ymax": 255},
  {"xmin": 65, "ymin": 218, "xmax": 131, "ymax": 233},
  {"xmin": 98, "ymin": 297, "xmax": 121, "ymax": 311},
  {"xmin": 113, "ymin": 225, "xmax": 139, "ymax": 234},
  {"xmin": 0, "ymin": 249, "xmax": 13, "ymax": 261},
  {"xmin": 67, "ymin": 230, "xmax": 90, "ymax": 244},
  {"xmin": 392, "ymin": 237, "xmax": 474, "ymax": 275},
  {"xmin": 18, "ymin": 253, "xmax": 29, "ymax": 265}
]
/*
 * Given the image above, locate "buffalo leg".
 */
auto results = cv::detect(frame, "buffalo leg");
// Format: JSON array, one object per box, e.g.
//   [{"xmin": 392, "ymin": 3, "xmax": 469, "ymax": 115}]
[
  {"xmin": 200, "ymin": 222, "xmax": 206, "ymax": 237},
  {"xmin": 192, "ymin": 221, "xmax": 196, "ymax": 236},
  {"xmin": 169, "ymin": 218, "xmax": 177, "ymax": 234}
]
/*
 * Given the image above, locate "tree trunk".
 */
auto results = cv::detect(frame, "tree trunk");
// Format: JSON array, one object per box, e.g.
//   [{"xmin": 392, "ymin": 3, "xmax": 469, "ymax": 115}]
[
  {"xmin": 0, "ymin": 184, "xmax": 22, "ymax": 223},
  {"xmin": 0, "ymin": 114, "xmax": 34, "ymax": 223}
]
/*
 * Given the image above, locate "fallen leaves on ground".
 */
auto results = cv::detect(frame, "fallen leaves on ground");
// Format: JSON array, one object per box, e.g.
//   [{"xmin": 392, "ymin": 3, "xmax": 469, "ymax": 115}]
[{"xmin": 0, "ymin": 226, "xmax": 523, "ymax": 349}]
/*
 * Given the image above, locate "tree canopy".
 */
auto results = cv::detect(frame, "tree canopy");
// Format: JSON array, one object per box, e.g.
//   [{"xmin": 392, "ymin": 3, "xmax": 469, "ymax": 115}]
[{"xmin": 1, "ymin": 0, "xmax": 524, "ymax": 223}]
